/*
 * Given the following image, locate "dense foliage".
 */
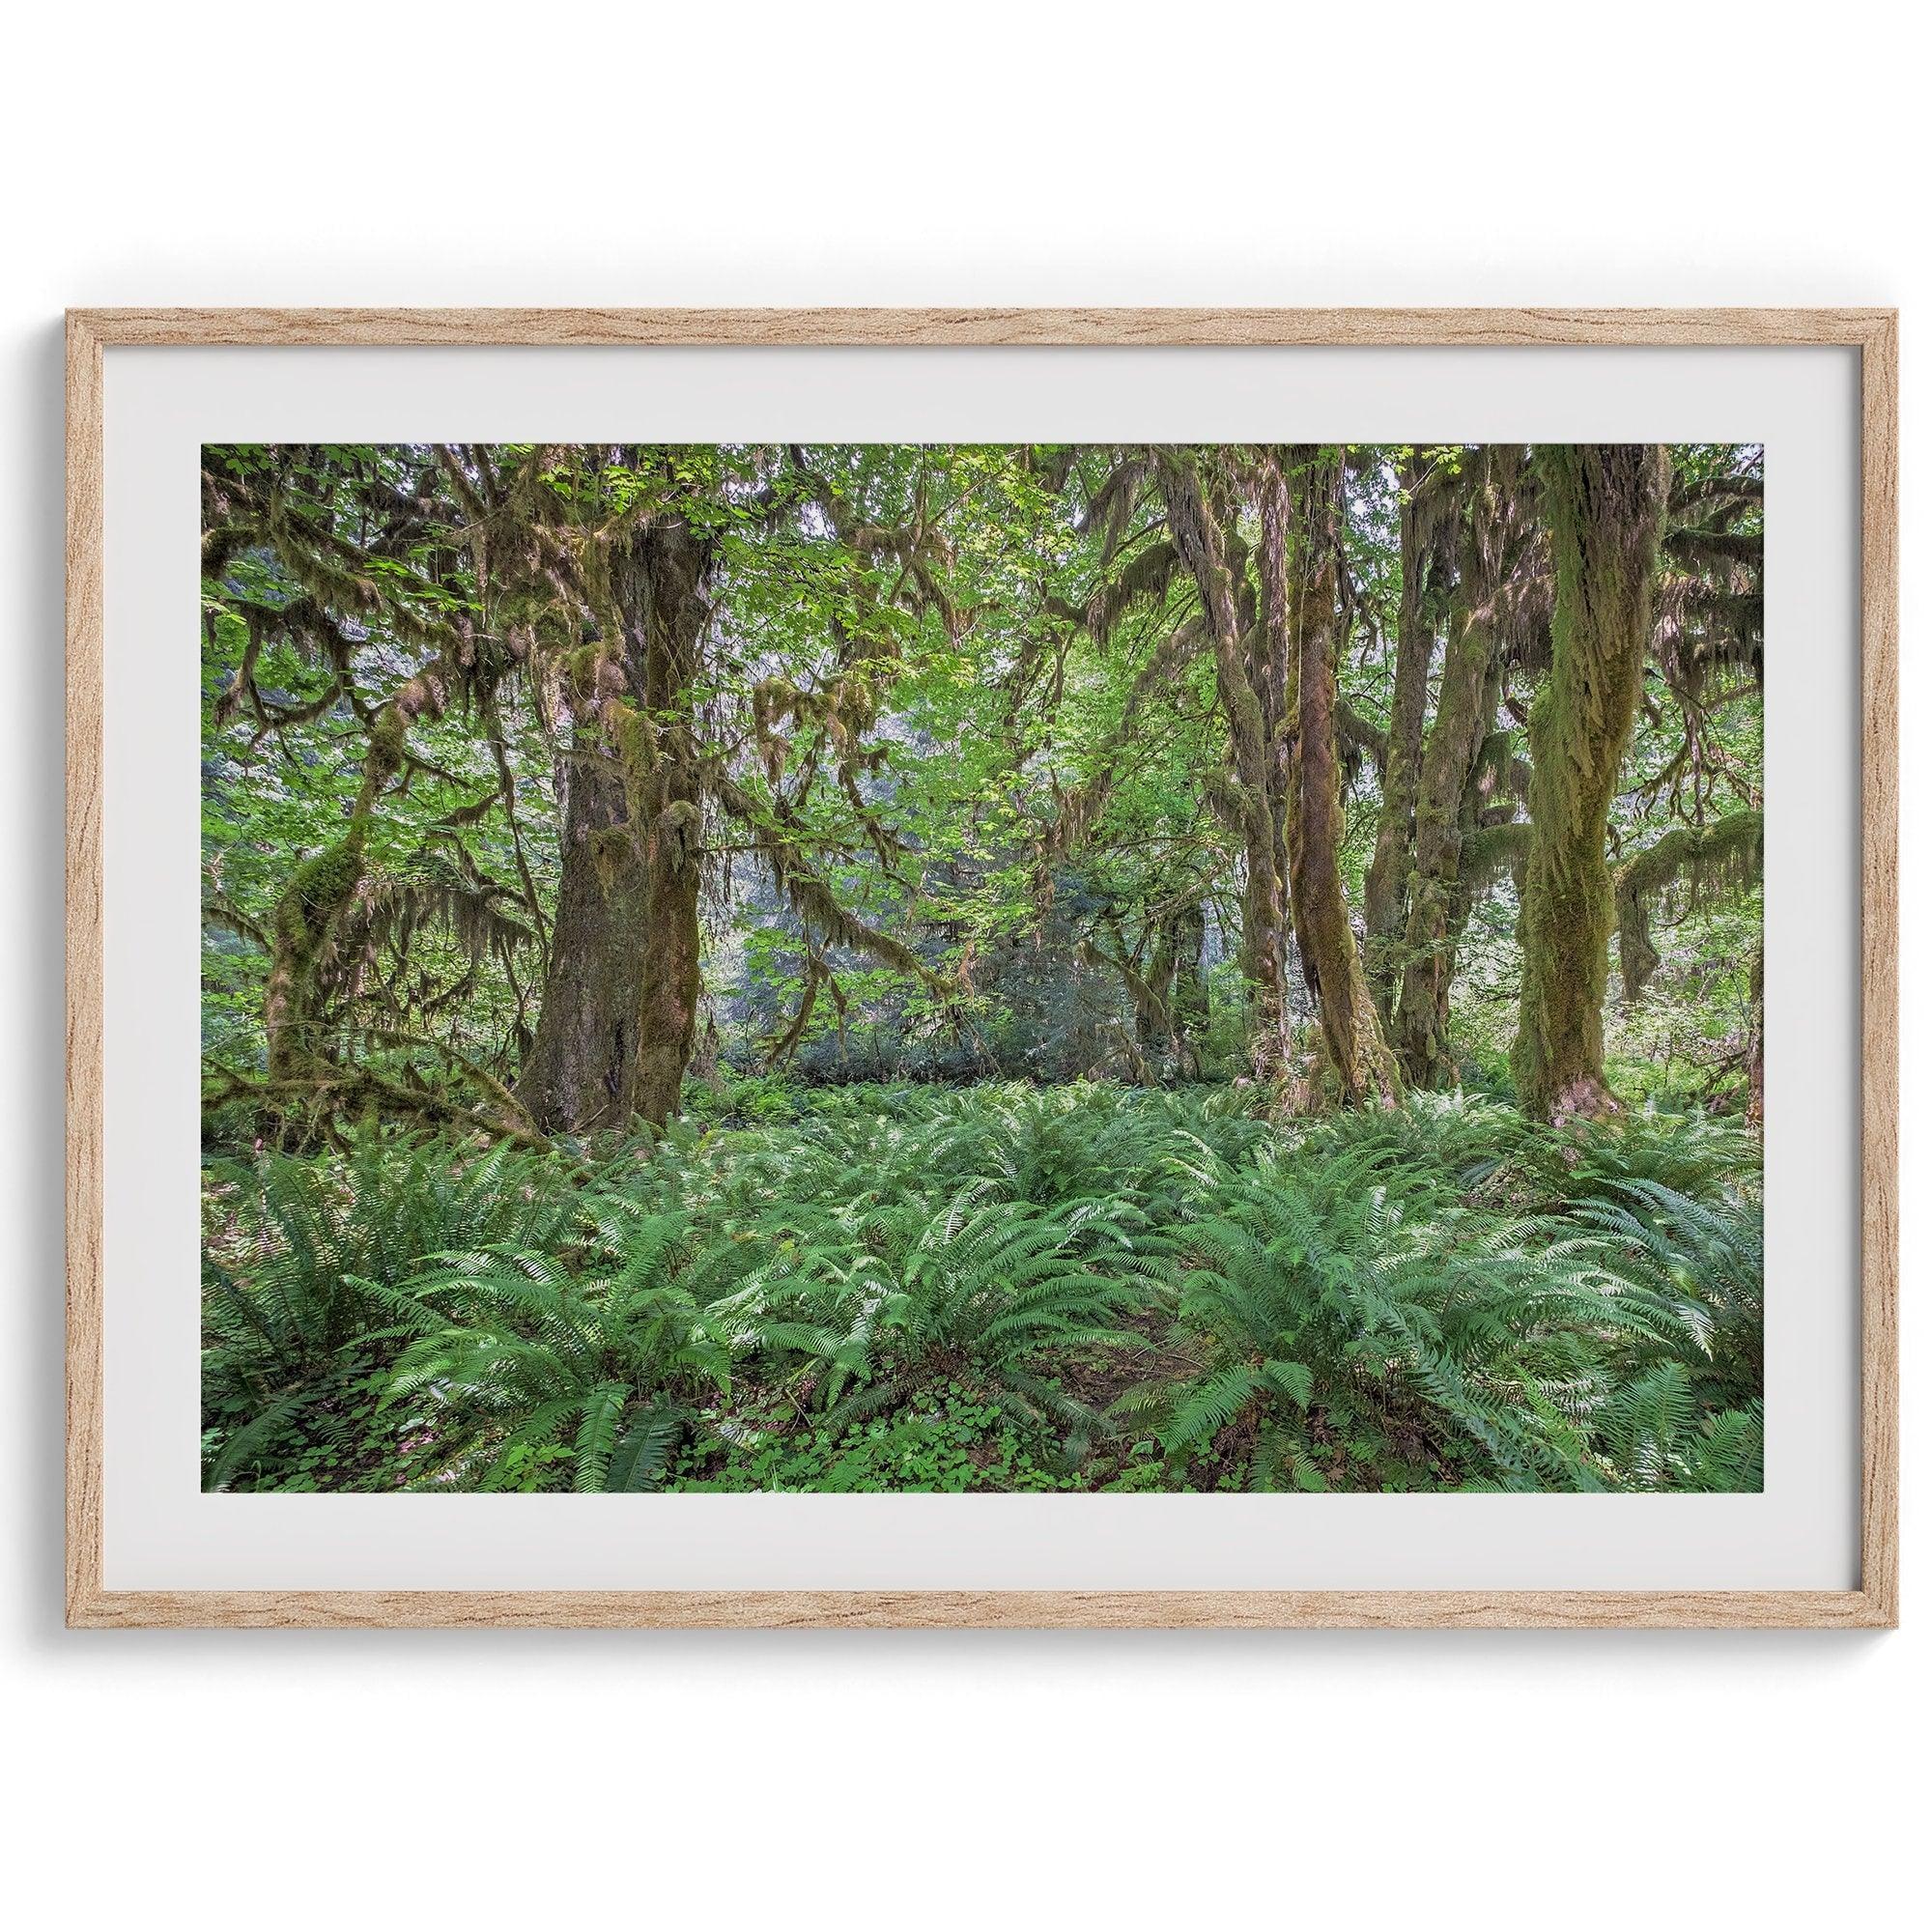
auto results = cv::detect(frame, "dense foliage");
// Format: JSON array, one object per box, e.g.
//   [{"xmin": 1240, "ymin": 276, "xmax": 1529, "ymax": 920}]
[
  {"xmin": 200, "ymin": 440, "xmax": 1764, "ymax": 1492},
  {"xmin": 204, "ymin": 1082, "xmax": 1762, "ymax": 1493}
]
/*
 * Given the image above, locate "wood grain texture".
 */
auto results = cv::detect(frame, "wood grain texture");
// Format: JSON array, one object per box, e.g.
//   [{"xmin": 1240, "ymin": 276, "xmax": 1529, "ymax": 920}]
[
  {"xmin": 1858, "ymin": 313, "xmax": 1901, "ymax": 1629},
  {"xmin": 68, "ymin": 306, "xmax": 1893, "ymax": 348},
  {"xmin": 63, "ymin": 308, "xmax": 1900, "ymax": 1631},
  {"xmin": 65, "ymin": 312, "xmax": 104, "ymax": 1631},
  {"xmin": 61, "ymin": 1588, "xmax": 1896, "ymax": 1631}
]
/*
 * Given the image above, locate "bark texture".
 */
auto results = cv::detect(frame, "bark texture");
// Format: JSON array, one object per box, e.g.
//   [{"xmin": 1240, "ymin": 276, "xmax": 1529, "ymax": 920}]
[
  {"xmin": 515, "ymin": 711, "xmax": 650, "ymax": 1132},
  {"xmin": 620, "ymin": 520, "xmax": 711, "ymax": 1129},
  {"xmin": 1274, "ymin": 448, "xmax": 1401, "ymax": 1107},
  {"xmin": 1363, "ymin": 455, "xmax": 1448, "ymax": 1011},
  {"xmin": 1512, "ymin": 443, "xmax": 1669, "ymax": 1122},
  {"xmin": 1159, "ymin": 454, "xmax": 1293, "ymax": 1081},
  {"xmin": 1387, "ymin": 450, "xmax": 1521, "ymax": 1086},
  {"xmin": 518, "ymin": 515, "xmax": 713, "ymax": 1133}
]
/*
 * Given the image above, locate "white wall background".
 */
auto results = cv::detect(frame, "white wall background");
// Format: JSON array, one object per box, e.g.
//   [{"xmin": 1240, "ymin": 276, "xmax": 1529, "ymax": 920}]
[{"xmin": 2, "ymin": 5, "xmax": 1919, "ymax": 1923}]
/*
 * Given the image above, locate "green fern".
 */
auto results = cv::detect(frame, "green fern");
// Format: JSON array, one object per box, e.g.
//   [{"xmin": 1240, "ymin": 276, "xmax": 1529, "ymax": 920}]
[
  {"xmin": 385, "ymin": 1210, "xmax": 743, "ymax": 1492},
  {"xmin": 201, "ymin": 1133, "xmax": 574, "ymax": 1489},
  {"xmin": 202, "ymin": 1082, "xmax": 1766, "ymax": 1494}
]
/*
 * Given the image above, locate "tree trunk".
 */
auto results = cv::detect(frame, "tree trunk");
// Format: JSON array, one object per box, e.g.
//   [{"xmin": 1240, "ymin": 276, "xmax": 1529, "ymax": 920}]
[
  {"xmin": 1512, "ymin": 443, "xmax": 1669, "ymax": 1122},
  {"xmin": 1130, "ymin": 921, "xmax": 1173, "ymax": 1073},
  {"xmin": 1274, "ymin": 448, "xmax": 1401, "ymax": 1107},
  {"xmin": 518, "ymin": 515, "xmax": 712, "ymax": 1133},
  {"xmin": 262, "ymin": 828, "xmax": 367, "ymax": 1082},
  {"xmin": 1387, "ymin": 583, "xmax": 1495, "ymax": 1087},
  {"xmin": 1159, "ymin": 454, "xmax": 1293, "ymax": 1082},
  {"xmin": 620, "ymin": 520, "xmax": 710, "ymax": 1129},
  {"xmin": 1387, "ymin": 449, "xmax": 1525, "ymax": 1088},
  {"xmin": 515, "ymin": 714, "xmax": 650, "ymax": 1132},
  {"xmin": 1167, "ymin": 901, "xmax": 1208, "ymax": 1080},
  {"xmin": 1129, "ymin": 902, "xmax": 1208, "ymax": 1082},
  {"xmin": 1363, "ymin": 454, "xmax": 1443, "ymax": 1012},
  {"xmin": 1743, "ymin": 946, "xmax": 1764, "ymax": 1127}
]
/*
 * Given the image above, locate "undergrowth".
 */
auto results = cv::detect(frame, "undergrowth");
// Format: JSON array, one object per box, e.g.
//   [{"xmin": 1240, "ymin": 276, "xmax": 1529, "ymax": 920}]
[{"xmin": 202, "ymin": 1081, "xmax": 1764, "ymax": 1494}]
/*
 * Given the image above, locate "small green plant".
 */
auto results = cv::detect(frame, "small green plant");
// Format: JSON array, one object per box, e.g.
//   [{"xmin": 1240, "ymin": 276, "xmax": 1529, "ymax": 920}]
[{"xmin": 673, "ymin": 1388, "xmax": 1077, "ymax": 1492}]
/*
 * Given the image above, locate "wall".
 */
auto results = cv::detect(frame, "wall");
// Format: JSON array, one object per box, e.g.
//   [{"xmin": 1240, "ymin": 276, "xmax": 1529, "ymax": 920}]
[{"xmin": 2, "ymin": 5, "xmax": 1919, "ymax": 1923}]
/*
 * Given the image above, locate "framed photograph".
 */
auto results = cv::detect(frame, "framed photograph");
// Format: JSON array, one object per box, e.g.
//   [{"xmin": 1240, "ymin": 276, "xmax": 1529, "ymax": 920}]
[{"xmin": 66, "ymin": 308, "xmax": 1896, "ymax": 1629}]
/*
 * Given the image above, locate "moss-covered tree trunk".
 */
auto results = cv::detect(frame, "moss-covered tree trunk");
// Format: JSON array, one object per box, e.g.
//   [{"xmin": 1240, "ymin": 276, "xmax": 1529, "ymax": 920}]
[
  {"xmin": 515, "ymin": 703, "xmax": 651, "ymax": 1132},
  {"xmin": 518, "ymin": 517, "xmax": 712, "ymax": 1133},
  {"xmin": 1744, "ymin": 946, "xmax": 1764, "ymax": 1126},
  {"xmin": 1363, "ymin": 454, "xmax": 1444, "ymax": 1012},
  {"xmin": 1512, "ymin": 443, "xmax": 1669, "ymax": 1121},
  {"xmin": 1274, "ymin": 448, "xmax": 1401, "ymax": 1107},
  {"xmin": 1387, "ymin": 584, "xmax": 1496, "ymax": 1087},
  {"xmin": 1159, "ymin": 454, "xmax": 1293, "ymax": 1082},
  {"xmin": 1386, "ymin": 449, "xmax": 1527, "ymax": 1088},
  {"xmin": 261, "ymin": 830, "xmax": 364, "ymax": 1083},
  {"xmin": 620, "ymin": 519, "xmax": 711, "ymax": 1129}
]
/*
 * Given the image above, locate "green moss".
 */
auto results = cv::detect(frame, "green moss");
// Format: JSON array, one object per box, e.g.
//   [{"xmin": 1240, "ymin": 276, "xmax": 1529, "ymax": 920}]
[
  {"xmin": 655, "ymin": 798, "xmax": 700, "ymax": 871},
  {"xmin": 1614, "ymin": 810, "xmax": 1763, "ymax": 1002},
  {"xmin": 364, "ymin": 705, "xmax": 411, "ymax": 787},
  {"xmin": 274, "ymin": 836, "xmax": 365, "ymax": 961},
  {"xmin": 608, "ymin": 699, "xmax": 658, "ymax": 818},
  {"xmin": 563, "ymin": 642, "xmax": 603, "ymax": 696},
  {"xmin": 1512, "ymin": 445, "xmax": 1668, "ymax": 1120},
  {"xmin": 587, "ymin": 825, "xmax": 635, "ymax": 895}
]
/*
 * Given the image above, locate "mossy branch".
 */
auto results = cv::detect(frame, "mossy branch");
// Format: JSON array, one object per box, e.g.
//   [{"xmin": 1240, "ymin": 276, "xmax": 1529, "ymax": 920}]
[
  {"xmin": 1615, "ymin": 810, "xmax": 1764, "ymax": 1002},
  {"xmin": 712, "ymin": 775, "xmax": 959, "ymax": 1000}
]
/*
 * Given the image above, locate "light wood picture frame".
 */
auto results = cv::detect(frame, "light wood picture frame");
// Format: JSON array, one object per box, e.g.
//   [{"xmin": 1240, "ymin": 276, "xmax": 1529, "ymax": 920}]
[{"xmin": 65, "ymin": 307, "xmax": 1898, "ymax": 1630}]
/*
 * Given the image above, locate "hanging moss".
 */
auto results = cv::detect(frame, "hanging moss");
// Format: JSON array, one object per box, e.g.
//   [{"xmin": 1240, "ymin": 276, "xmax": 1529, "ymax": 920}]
[
  {"xmin": 584, "ymin": 695, "xmax": 665, "ymax": 843},
  {"xmin": 1511, "ymin": 444, "xmax": 1670, "ymax": 1121},
  {"xmin": 561, "ymin": 641, "xmax": 606, "ymax": 700},
  {"xmin": 1459, "ymin": 819, "xmax": 1532, "ymax": 900},
  {"xmin": 1614, "ymin": 810, "xmax": 1763, "ymax": 1001},
  {"xmin": 263, "ymin": 827, "xmax": 369, "ymax": 1080},
  {"xmin": 653, "ymin": 798, "xmax": 701, "ymax": 872},
  {"xmin": 586, "ymin": 825, "xmax": 637, "ymax": 896}
]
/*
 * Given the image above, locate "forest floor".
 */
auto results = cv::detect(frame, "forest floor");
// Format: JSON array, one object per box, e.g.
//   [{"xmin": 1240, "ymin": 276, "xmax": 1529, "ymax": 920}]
[{"xmin": 202, "ymin": 1078, "xmax": 1765, "ymax": 1496}]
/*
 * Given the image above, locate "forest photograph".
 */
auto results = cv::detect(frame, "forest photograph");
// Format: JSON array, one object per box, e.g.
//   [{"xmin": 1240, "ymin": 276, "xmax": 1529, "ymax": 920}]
[{"xmin": 199, "ymin": 439, "xmax": 1765, "ymax": 1497}]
